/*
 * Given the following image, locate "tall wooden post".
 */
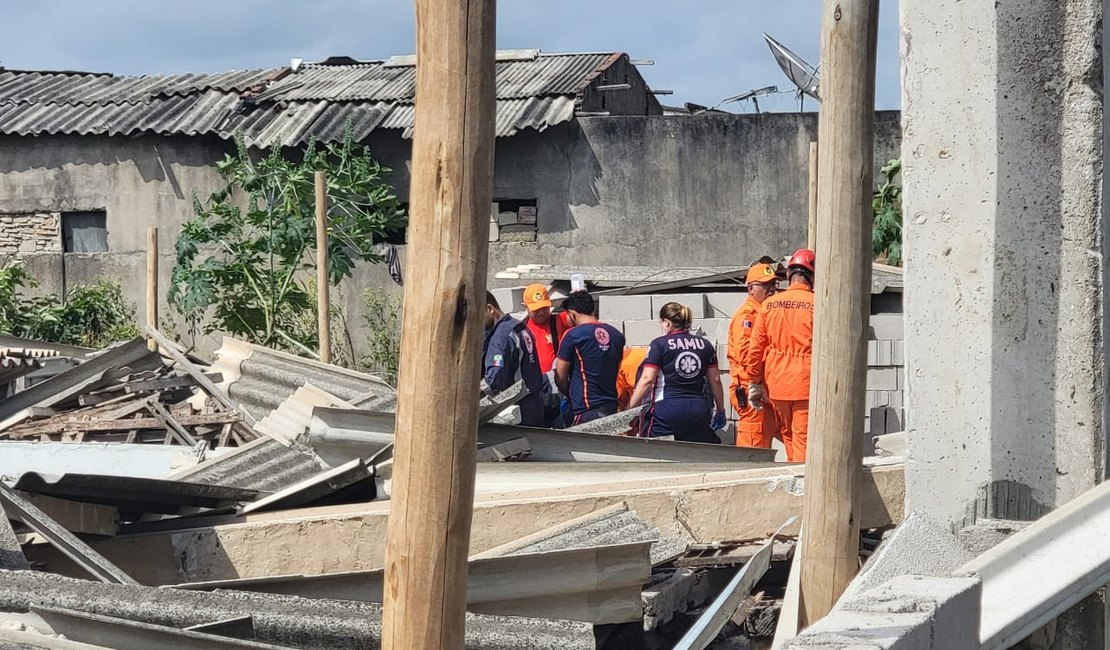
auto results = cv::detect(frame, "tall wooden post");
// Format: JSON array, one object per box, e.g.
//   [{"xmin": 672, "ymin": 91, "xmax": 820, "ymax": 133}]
[
  {"xmin": 146, "ymin": 228, "xmax": 158, "ymax": 352},
  {"xmin": 381, "ymin": 0, "xmax": 497, "ymax": 647},
  {"xmin": 807, "ymin": 142, "xmax": 819, "ymax": 250},
  {"xmin": 800, "ymin": 0, "xmax": 879, "ymax": 627},
  {"xmin": 314, "ymin": 171, "xmax": 330, "ymax": 364}
]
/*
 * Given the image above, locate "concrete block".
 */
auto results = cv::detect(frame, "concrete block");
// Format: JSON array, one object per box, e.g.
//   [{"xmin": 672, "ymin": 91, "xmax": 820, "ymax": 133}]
[
  {"xmin": 598, "ymin": 294, "xmax": 652, "ymax": 322},
  {"xmin": 488, "ymin": 217, "xmax": 499, "ymax": 242},
  {"xmin": 867, "ymin": 341, "xmax": 880, "ymax": 366},
  {"xmin": 691, "ymin": 318, "xmax": 728, "ymax": 341},
  {"xmin": 870, "ymin": 407, "xmax": 888, "ymax": 436},
  {"xmin": 623, "ymin": 320, "xmax": 661, "ymax": 347},
  {"xmin": 490, "ymin": 287, "xmax": 524, "ymax": 313},
  {"xmin": 886, "ymin": 408, "xmax": 904, "ymax": 433},
  {"xmin": 877, "ymin": 341, "xmax": 894, "ymax": 366},
  {"xmin": 892, "ymin": 340, "xmax": 905, "ymax": 366},
  {"xmin": 897, "ymin": 368, "xmax": 906, "ymax": 390},
  {"xmin": 650, "ymin": 294, "xmax": 706, "ymax": 319},
  {"xmin": 642, "ymin": 568, "xmax": 714, "ymax": 630},
  {"xmin": 869, "ymin": 314, "xmax": 904, "ymax": 340},
  {"xmin": 705, "ymin": 292, "xmax": 747, "ymax": 318},
  {"xmin": 890, "ymin": 391, "xmax": 903, "ymax": 408},
  {"xmin": 715, "ymin": 340, "xmax": 729, "ymax": 370},
  {"xmin": 867, "ymin": 367, "xmax": 899, "ymax": 391},
  {"xmin": 840, "ymin": 511, "xmax": 973, "ymax": 604}
]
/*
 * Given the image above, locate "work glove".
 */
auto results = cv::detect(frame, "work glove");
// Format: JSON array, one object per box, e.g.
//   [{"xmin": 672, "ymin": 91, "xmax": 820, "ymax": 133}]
[
  {"xmin": 711, "ymin": 410, "xmax": 726, "ymax": 431},
  {"xmin": 747, "ymin": 383, "xmax": 767, "ymax": 410}
]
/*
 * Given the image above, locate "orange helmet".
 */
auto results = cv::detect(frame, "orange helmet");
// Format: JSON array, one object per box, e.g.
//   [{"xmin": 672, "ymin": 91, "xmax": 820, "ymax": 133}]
[{"xmin": 787, "ymin": 248, "xmax": 816, "ymax": 273}]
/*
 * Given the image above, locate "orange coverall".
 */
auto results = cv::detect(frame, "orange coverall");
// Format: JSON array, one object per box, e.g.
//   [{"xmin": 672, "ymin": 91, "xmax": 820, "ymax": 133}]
[
  {"xmin": 727, "ymin": 297, "xmax": 779, "ymax": 447},
  {"xmin": 616, "ymin": 347, "xmax": 648, "ymax": 411},
  {"xmin": 742, "ymin": 283, "xmax": 813, "ymax": 461}
]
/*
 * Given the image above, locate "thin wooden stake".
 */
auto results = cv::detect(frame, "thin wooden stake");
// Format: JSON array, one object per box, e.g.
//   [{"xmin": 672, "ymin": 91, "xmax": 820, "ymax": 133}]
[
  {"xmin": 799, "ymin": 0, "xmax": 879, "ymax": 627},
  {"xmin": 807, "ymin": 142, "xmax": 819, "ymax": 250},
  {"xmin": 315, "ymin": 171, "xmax": 330, "ymax": 365},
  {"xmin": 146, "ymin": 228, "xmax": 158, "ymax": 352},
  {"xmin": 381, "ymin": 0, "xmax": 497, "ymax": 647}
]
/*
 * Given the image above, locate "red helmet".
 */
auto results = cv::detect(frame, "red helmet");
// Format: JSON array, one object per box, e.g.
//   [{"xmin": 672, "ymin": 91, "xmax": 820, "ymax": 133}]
[{"xmin": 787, "ymin": 248, "xmax": 816, "ymax": 273}]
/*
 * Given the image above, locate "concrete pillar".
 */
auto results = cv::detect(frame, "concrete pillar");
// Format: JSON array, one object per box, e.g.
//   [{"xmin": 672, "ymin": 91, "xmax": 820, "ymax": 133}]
[{"xmin": 902, "ymin": 0, "xmax": 1104, "ymax": 529}]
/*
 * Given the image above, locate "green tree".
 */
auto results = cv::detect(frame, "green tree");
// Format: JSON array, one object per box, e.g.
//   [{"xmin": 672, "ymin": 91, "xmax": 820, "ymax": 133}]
[
  {"xmin": 872, "ymin": 158, "xmax": 903, "ymax": 266},
  {"xmin": 169, "ymin": 134, "xmax": 407, "ymax": 351},
  {"xmin": 0, "ymin": 260, "xmax": 138, "ymax": 348},
  {"xmin": 361, "ymin": 287, "xmax": 402, "ymax": 385}
]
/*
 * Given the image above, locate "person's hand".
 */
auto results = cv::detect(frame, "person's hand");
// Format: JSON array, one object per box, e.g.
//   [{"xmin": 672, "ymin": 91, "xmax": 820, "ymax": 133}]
[
  {"xmin": 711, "ymin": 410, "xmax": 726, "ymax": 431},
  {"xmin": 748, "ymin": 383, "xmax": 767, "ymax": 410}
]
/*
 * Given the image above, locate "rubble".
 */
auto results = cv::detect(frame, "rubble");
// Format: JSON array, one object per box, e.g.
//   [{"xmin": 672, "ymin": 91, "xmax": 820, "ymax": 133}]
[{"xmin": 0, "ymin": 331, "xmax": 907, "ymax": 648}]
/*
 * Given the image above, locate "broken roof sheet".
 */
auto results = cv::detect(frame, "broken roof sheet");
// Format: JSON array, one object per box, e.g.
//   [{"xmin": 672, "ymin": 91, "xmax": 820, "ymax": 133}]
[{"xmin": 0, "ymin": 51, "xmax": 631, "ymax": 145}]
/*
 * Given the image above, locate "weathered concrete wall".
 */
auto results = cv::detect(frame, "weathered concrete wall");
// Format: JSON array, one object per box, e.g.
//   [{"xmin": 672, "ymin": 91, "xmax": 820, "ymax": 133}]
[
  {"xmin": 902, "ymin": 0, "xmax": 1103, "ymax": 530},
  {"xmin": 0, "ymin": 112, "xmax": 900, "ymax": 357}
]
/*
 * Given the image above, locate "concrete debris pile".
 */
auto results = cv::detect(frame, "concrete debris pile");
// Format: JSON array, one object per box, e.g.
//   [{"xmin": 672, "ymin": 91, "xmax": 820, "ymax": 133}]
[{"xmin": 0, "ymin": 332, "xmax": 906, "ymax": 649}]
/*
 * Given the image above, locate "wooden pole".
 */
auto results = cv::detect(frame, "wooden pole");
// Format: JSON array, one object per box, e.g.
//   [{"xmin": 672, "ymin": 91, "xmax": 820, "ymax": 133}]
[
  {"xmin": 799, "ymin": 0, "xmax": 879, "ymax": 627},
  {"xmin": 807, "ymin": 141, "xmax": 819, "ymax": 250},
  {"xmin": 145, "ymin": 228, "xmax": 158, "ymax": 352},
  {"xmin": 381, "ymin": 0, "xmax": 496, "ymax": 647},
  {"xmin": 314, "ymin": 171, "xmax": 330, "ymax": 364}
]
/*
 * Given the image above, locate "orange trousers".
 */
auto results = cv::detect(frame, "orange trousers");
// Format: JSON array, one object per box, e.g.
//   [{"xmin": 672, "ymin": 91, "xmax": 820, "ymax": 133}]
[
  {"xmin": 735, "ymin": 403, "xmax": 780, "ymax": 448},
  {"xmin": 770, "ymin": 399, "xmax": 809, "ymax": 462}
]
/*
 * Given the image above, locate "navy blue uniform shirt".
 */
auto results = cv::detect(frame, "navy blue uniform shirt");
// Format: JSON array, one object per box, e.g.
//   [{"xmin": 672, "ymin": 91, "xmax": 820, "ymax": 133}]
[
  {"xmin": 482, "ymin": 314, "xmax": 548, "ymax": 426},
  {"xmin": 643, "ymin": 331, "xmax": 718, "ymax": 402},
  {"xmin": 556, "ymin": 322, "xmax": 625, "ymax": 416}
]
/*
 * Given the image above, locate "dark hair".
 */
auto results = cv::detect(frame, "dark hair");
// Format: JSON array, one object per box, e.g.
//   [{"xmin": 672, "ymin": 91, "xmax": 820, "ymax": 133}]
[
  {"xmin": 485, "ymin": 291, "xmax": 500, "ymax": 310},
  {"xmin": 659, "ymin": 302, "xmax": 692, "ymax": 330},
  {"xmin": 755, "ymin": 256, "xmax": 776, "ymax": 265},
  {"xmin": 788, "ymin": 267, "xmax": 814, "ymax": 285},
  {"xmin": 561, "ymin": 291, "xmax": 595, "ymax": 316}
]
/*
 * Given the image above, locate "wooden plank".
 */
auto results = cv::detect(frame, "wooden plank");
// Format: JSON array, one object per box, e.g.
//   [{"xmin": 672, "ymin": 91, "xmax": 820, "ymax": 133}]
[
  {"xmin": 140, "ymin": 400, "xmax": 196, "ymax": 446},
  {"xmin": 381, "ymin": 0, "xmax": 497, "ymax": 645},
  {"xmin": 7, "ymin": 413, "xmax": 239, "ymax": 437},
  {"xmin": 315, "ymin": 171, "xmax": 331, "ymax": 364},
  {"xmin": 146, "ymin": 227, "xmax": 159, "ymax": 353},
  {"xmin": 800, "ymin": 0, "xmax": 880, "ymax": 626},
  {"xmin": 124, "ymin": 373, "xmax": 222, "ymax": 394},
  {"xmin": 142, "ymin": 326, "xmax": 253, "ymax": 426}
]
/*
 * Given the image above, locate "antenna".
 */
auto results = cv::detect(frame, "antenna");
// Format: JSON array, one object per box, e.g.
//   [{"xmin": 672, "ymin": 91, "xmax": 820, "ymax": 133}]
[
  {"xmin": 763, "ymin": 33, "xmax": 820, "ymax": 110},
  {"xmin": 722, "ymin": 86, "xmax": 779, "ymax": 114}
]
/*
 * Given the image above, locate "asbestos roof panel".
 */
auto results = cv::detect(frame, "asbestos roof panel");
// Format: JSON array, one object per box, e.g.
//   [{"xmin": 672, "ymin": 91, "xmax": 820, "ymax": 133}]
[
  {"xmin": 0, "ymin": 69, "xmax": 275, "ymax": 106},
  {"xmin": 385, "ymin": 96, "xmax": 576, "ymax": 139},
  {"xmin": 176, "ymin": 437, "xmax": 328, "ymax": 493}
]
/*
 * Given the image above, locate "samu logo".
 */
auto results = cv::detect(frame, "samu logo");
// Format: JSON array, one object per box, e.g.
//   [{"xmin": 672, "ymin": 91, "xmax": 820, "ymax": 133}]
[
  {"xmin": 675, "ymin": 351, "xmax": 701, "ymax": 379},
  {"xmin": 594, "ymin": 327, "xmax": 610, "ymax": 347}
]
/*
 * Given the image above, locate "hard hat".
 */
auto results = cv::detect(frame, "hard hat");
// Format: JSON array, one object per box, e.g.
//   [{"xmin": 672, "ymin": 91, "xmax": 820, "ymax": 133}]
[
  {"xmin": 745, "ymin": 263, "xmax": 777, "ymax": 285},
  {"xmin": 787, "ymin": 249, "xmax": 816, "ymax": 273}
]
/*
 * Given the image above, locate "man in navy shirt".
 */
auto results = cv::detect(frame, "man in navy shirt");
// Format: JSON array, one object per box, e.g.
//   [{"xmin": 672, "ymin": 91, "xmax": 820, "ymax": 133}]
[
  {"xmin": 553, "ymin": 291, "xmax": 625, "ymax": 425},
  {"xmin": 482, "ymin": 292, "xmax": 549, "ymax": 427}
]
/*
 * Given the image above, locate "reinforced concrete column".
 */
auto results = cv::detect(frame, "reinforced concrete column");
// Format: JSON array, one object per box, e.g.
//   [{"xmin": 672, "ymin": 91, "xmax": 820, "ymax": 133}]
[{"xmin": 901, "ymin": 0, "xmax": 1103, "ymax": 528}]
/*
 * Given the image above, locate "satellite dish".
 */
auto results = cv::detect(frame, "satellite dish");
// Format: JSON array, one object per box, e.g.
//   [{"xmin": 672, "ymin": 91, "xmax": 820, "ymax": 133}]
[{"xmin": 763, "ymin": 33, "xmax": 820, "ymax": 108}]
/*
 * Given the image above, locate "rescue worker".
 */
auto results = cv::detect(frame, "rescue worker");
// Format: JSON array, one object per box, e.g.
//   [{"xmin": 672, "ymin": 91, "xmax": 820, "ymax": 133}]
[
  {"xmin": 521, "ymin": 284, "xmax": 556, "ymax": 373},
  {"xmin": 616, "ymin": 346, "xmax": 648, "ymax": 411},
  {"xmin": 627, "ymin": 302, "xmax": 726, "ymax": 443},
  {"xmin": 727, "ymin": 262, "xmax": 780, "ymax": 448},
  {"xmin": 742, "ymin": 249, "xmax": 815, "ymax": 462},
  {"xmin": 554, "ymin": 291, "xmax": 625, "ymax": 425},
  {"xmin": 482, "ymin": 291, "xmax": 550, "ymax": 427}
]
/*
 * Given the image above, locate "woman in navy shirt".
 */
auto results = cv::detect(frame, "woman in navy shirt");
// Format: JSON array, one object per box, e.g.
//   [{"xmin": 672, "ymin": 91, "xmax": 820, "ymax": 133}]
[{"xmin": 627, "ymin": 302, "xmax": 726, "ymax": 443}]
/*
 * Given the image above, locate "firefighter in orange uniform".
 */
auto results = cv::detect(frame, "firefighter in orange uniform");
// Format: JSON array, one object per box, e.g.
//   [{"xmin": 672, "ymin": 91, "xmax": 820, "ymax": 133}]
[
  {"xmin": 727, "ymin": 262, "xmax": 780, "ymax": 447},
  {"xmin": 742, "ymin": 249, "xmax": 815, "ymax": 462},
  {"xmin": 616, "ymin": 347, "xmax": 648, "ymax": 411}
]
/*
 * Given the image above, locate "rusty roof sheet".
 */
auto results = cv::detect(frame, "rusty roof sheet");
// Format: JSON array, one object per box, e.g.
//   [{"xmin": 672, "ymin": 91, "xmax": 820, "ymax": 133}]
[{"xmin": 0, "ymin": 51, "xmax": 629, "ymax": 146}]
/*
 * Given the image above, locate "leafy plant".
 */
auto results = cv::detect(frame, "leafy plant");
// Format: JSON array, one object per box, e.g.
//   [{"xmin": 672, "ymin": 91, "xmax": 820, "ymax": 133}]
[
  {"xmin": 168, "ymin": 131, "xmax": 407, "ymax": 352},
  {"xmin": 361, "ymin": 287, "xmax": 402, "ymax": 386},
  {"xmin": 872, "ymin": 158, "xmax": 903, "ymax": 266},
  {"xmin": 0, "ymin": 260, "xmax": 139, "ymax": 348}
]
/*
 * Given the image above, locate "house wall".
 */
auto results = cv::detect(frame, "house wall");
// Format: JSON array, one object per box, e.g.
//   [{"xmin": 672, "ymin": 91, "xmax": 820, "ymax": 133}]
[{"xmin": 0, "ymin": 111, "xmax": 901, "ymax": 357}]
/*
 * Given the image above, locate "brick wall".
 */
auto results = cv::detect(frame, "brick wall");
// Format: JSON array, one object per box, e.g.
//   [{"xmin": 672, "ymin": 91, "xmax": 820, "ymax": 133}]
[{"xmin": 0, "ymin": 213, "xmax": 60, "ymax": 254}]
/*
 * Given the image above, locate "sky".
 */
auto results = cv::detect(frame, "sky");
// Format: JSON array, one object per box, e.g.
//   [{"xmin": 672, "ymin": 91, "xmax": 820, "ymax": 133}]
[{"xmin": 0, "ymin": 0, "xmax": 900, "ymax": 112}]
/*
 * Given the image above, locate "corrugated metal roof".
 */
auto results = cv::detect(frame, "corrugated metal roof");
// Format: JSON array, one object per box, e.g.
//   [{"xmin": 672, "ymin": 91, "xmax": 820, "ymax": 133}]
[{"xmin": 0, "ymin": 51, "xmax": 630, "ymax": 146}]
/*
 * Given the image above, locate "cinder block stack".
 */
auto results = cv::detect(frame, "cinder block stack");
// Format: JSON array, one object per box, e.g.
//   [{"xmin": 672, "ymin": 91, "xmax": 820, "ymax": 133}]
[{"xmin": 866, "ymin": 313, "xmax": 906, "ymax": 436}]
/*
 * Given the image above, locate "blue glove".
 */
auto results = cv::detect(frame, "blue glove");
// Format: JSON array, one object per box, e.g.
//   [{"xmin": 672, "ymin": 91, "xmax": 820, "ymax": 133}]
[{"xmin": 711, "ymin": 410, "xmax": 726, "ymax": 431}]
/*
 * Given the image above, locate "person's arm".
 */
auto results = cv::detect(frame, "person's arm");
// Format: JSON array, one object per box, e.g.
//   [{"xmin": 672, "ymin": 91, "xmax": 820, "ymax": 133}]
[
  {"xmin": 627, "ymin": 364, "xmax": 660, "ymax": 409},
  {"xmin": 554, "ymin": 358, "xmax": 571, "ymax": 396},
  {"xmin": 726, "ymin": 308, "xmax": 746, "ymax": 371},
  {"xmin": 483, "ymin": 329, "xmax": 514, "ymax": 394},
  {"xmin": 706, "ymin": 369, "xmax": 725, "ymax": 414},
  {"xmin": 742, "ymin": 307, "xmax": 769, "ymax": 385}
]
